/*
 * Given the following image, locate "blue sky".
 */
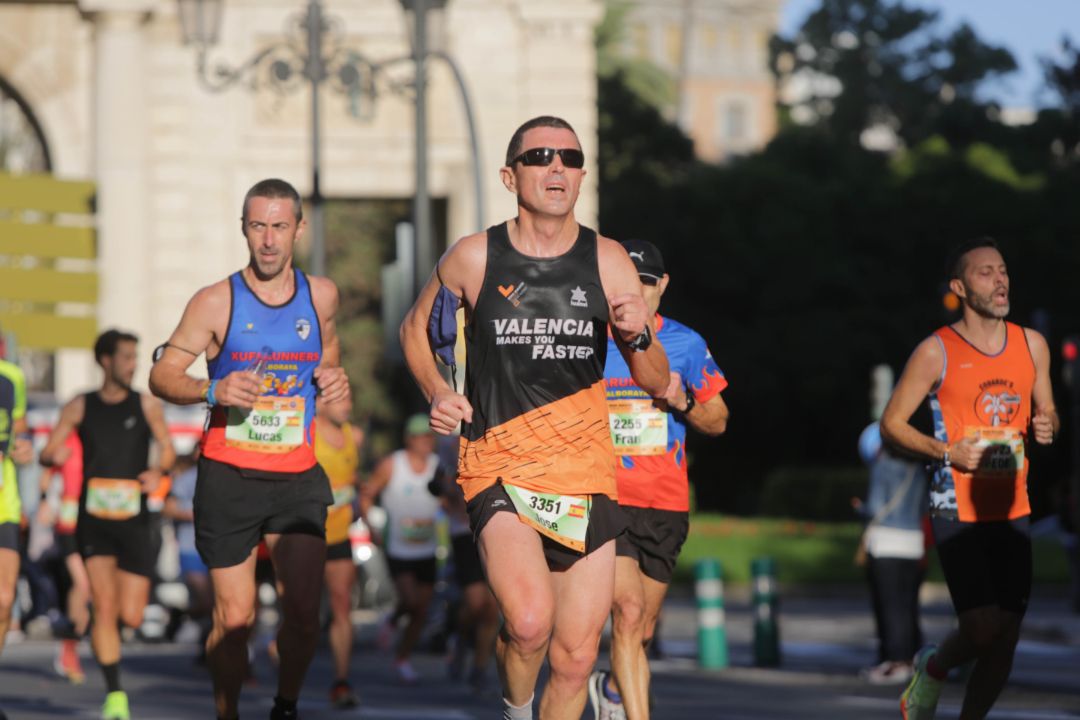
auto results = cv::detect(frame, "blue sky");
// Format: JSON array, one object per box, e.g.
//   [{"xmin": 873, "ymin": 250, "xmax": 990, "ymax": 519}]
[{"xmin": 781, "ymin": 0, "xmax": 1080, "ymax": 108}]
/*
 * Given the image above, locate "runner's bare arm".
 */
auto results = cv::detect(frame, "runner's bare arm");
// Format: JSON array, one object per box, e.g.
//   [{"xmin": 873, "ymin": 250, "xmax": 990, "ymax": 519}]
[
  {"xmin": 659, "ymin": 371, "xmax": 729, "ymax": 435},
  {"xmin": 880, "ymin": 336, "xmax": 984, "ymax": 470},
  {"xmin": 9, "ymin": 415, "xmax": 32, "ymax": 464},
  {"xmin": 39, "ymin": 395, "xmax": 86, "ymax": 467},
  {"xmin": 400, "ymin": 233, "xmax": 485, "ymax": 434},
  {"xmin": 1025, "ymin": 328, "xmax": 1059, "ymax": 444},
  {"xmin": 359, "ymin": 456, "xmax": 393, "ymax": 519},
  {"xmin": 310, "ymin": 276, "xmax": 349, "ymax": 404},
  {"xmin": 142, "ymin": 394, "xmax": 177, "ymax": 474},
  {"xmin": 598, "ymin": 237, "xmax": 669, "ymax": 397},
  {"xmin": 688, "ymin": 393, "xmax": 729, "ymax": 436}
]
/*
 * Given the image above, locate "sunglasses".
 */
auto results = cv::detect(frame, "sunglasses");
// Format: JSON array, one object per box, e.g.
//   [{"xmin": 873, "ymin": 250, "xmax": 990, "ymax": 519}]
[{"xmin": 511, "ymin": 147, "xmax": 585, "ymax": 169}]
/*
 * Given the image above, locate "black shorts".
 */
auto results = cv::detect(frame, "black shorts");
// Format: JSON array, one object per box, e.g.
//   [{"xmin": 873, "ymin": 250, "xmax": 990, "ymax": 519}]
[
  {"xmin": 194, "ymin": 457, "xmax": 333, "ymax": 570},
  {"xmin": 466, "ymin": 483, "xmax": 627, "ymax": 569},
  {"xmin": 932, "ymin": 515, "xmax": 1032, "ymax": 615},
  {"xmin": 451, "ymin": 533, "xmax": 485, "ymax": 587},
  {"xmin": 326, "ymin": 539, "xmax": 352, "ymax": 562},
  {"xmin": 77, "ymin": 513, "xmax": 156, "ymax": 577},
  {"xmin": 615, "ymin": 506, "xmax": 690, "ymax": 584},
  {"xmin": 387, "ymin": 555, "xmax": 437, "ymax": 585},
  {"xmin": 57, "ymin": 532, "xmax": 79, "ymax": 558},
  {"xmin": 0, "ymin": 522, "xmax": 18, "ymax": 552}
]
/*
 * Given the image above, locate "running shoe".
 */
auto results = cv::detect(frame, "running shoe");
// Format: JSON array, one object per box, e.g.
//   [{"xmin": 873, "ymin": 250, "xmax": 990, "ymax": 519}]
[
  {"xmin": 329, "ymin": 680, "xmax": 359, "ymax": 709},
  {"xmin": 101, "ymin": 691, "xmax": 130, "ymax": 720},
  {"xmin": 587, "ymin": 671, "xmax": 626, "ymax": 720},
  {"xmin": 394, "ymin": 658, "xmax": 420, "ymax": 684},
  {"xmin": 860, "ymin": 660, "xmax": 913, "ymax": 686},
  {"xmin": 54, "ymin": 639, "xmax": 86, "ymax": 684},
  {"xmin": 900, "ymin": 646, "xmax": 943, "ymax": 720},
  {"xmin": 269, "ymin": 696, "xmax": 299, "ymax": 719}
]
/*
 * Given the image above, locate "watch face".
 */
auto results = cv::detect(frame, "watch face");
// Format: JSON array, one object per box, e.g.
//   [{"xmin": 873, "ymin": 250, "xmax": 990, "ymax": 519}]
[{"xmin": 152, "ymin": 344, "xmax": 167, "ymax": 363}]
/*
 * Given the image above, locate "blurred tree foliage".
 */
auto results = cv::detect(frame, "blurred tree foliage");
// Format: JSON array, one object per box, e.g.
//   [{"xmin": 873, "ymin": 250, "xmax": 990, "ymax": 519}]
[
  {"xmin": 597, "ymin": 0, "xmax": 1080, "ymax": 515},
  {"xmin": 320, "ymin": 199, "xmax": 411, "ymax": 461}
]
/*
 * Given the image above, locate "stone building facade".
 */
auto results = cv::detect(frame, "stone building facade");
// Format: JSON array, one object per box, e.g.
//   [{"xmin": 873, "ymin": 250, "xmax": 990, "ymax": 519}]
[{"xmin": 0, "ymin": 0, "xmax": 604, "ymax": 395}]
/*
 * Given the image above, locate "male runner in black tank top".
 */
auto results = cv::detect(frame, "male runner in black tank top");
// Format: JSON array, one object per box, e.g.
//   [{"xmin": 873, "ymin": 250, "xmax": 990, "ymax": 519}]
[
  {"xmin": 41, "ymin": 330, "xmax": 175, "ymax": 720},
  {"xmin": 401, "ymin": 116, "xmax": 670, "ymax": 720}
]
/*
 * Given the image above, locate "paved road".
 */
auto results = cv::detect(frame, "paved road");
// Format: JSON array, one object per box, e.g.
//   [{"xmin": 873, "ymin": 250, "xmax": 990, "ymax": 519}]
[{"xmin": 1, "ymin": 589, "xmax": 1078, "ymax": 719}]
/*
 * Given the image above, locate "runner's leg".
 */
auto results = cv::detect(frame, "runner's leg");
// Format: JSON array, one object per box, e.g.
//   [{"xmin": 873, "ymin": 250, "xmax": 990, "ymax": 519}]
[
  {"xmin": 610, "ymin": 555, "xmax": 648, "ymax": 719},
  {"xmin": 393, "ymin": 569, "xmax": 434, "ymax": 663},
  {"xmin": 324, "ymin": 557, "xmax": 355, "ymax": 680},
  {"xmin": 267, "ymin": 532, "xmax": 326, "ymax": 703},
  {"xmin": 85, "ymin": 556, "xmax": 122, "ymax": 667},
  {"xmin": 116, "ymin": 570, "xmax": 151, "ymax": 631},
  {"xmin": 479, "ymin": 512, "xmax": 554, "ymax": 707},
  {"xmin": 957, "ymin": 609, "xmax": 1022, "ymax": 719},
  {"xmin": 0, "ymin": 548, "xmax": 19, "ymax": 654},
  {"xmin": 207, "ymin": 548, "xmax": 259, "ymax": 719},
  {"xmin": 540, "ymin": 539, "xmax": 616, "ymax": 720}
]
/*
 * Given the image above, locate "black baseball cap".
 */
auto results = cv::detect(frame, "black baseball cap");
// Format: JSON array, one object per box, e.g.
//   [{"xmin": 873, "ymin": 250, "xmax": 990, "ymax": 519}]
[{"xmin": 621, "ymin": 239, "xmax": 665, "ymax": 285}]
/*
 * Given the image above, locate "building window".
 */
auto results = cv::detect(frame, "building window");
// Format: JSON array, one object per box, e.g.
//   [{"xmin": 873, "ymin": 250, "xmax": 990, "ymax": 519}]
[
  {"xmin": 665, "ymin": 24, "xmax": 683, "ymax": 69},
  {"xmin": 0, "ymin": 77, "xmax": 50, "ymax": 174},
  {"xmin": 723, "ymin": 100, "xmax": 748, "ymax": 145},
  {"xmin": 633, "ymin": 22, "xmax": 650, "ymax": 59}
]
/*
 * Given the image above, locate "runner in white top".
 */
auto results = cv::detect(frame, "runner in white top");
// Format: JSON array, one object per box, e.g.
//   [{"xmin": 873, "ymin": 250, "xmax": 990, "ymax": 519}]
[{"xmin": 362, "ymin": 414, "xmax": 441, "ymax": 683}]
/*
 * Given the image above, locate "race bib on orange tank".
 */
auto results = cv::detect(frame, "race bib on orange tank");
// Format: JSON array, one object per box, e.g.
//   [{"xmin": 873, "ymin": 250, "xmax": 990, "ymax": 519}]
[
  {"xmin": 966, "ymin": 426, "xmax": 1025, "ymax": 478},
  {"xmin": 225, "ymin": 396, "xmax": 306, "ymax": 453},
  {"xmin": 85, "ymin": 478, "xmax": 141, "ymax": 520}
]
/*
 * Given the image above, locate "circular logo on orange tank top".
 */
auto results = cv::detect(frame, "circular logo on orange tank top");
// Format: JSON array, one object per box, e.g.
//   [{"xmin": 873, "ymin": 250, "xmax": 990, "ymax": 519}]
[{"xmin": 974, "ymin": 378, "xmax": 1022, "ymax": 427}]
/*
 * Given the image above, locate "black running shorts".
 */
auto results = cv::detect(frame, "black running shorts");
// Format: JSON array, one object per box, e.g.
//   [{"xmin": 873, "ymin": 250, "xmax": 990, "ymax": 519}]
[
  {"xmin": 451, "ymin": 532, "xmax": 485, "ymax": 587},
  {"xmin": 326, "ymin": 539, "xmax": 352, "ymax": 562},
  {"xmin": 466, "ymin": 482, "xmax": 627, "ymax": 569},
  {"xmin": 0, "ymin": 522, "xmax": 18, "ymax": 552},
  {"xmin": 194, "ymin": 456, "xmax": 332, "ymax": 569},
  {"xmin": 386, "ymin": 555, "xmax": 438, "ymax": 585},
  {"xmin": 77, "ymin": 514, "xmax": 156, "ymax": 577},
  {"xmin": 615, "ymin": 506, "xmax": 690, "ymax": 584},
  {"xmin": 931, "ymin": 515, "xmax": 1031, "ymax": 615}
]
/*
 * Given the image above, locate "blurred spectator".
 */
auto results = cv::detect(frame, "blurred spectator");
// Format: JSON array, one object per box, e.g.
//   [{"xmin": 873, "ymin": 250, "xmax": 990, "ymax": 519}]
[
  {"xmin": 857, "ymin": 421, "xmax": 929, "ymax": 685},
  {"xmin": 363, "ymin": 414, "xmax": 441, "ymax": 684},
  {"xmin": 162, "ymin": 449, "xmax": 211, "ymax": 664}
]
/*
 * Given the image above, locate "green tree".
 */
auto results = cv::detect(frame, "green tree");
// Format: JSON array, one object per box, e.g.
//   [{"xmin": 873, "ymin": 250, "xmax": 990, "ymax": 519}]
[{"xmin": 771, "ymin": 0, "xmax": 1016, "ymax": 147}]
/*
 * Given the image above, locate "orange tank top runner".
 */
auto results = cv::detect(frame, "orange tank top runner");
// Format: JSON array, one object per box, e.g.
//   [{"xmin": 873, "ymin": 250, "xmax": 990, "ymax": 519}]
[{"xmin": 928, "ymin": 322, "xmax": 1036, "ymax": 522}]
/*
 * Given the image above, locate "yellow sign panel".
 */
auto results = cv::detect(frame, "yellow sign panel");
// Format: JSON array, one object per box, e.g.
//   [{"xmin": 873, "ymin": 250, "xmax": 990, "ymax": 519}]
[
  {"xmin": 0, "ymin": 313, "xmax": 97, "ymax": 351},
  {"xmin": 0, "ymin": 268, "xmax": 97, "ymax": 304},
  {"xmin": 0, "ymin": 174, "xmax": 95, "ymax": 215},
  {"xmin": 0, "ymin": 172, "xmax": 97, "ymax": 351},
  {"xmin": 0, "ymin": 220, "xmax": 96, "ymax": 259}
]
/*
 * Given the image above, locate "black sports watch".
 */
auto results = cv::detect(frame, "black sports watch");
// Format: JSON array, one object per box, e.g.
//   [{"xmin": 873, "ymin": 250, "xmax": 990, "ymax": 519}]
[
  {"xmin": 680, "ymin": 390, "xmax": 696, "ymax": 415},
  {"xmin": 627, "ymin": 324, "xmax": 653, "ymax": 352}
]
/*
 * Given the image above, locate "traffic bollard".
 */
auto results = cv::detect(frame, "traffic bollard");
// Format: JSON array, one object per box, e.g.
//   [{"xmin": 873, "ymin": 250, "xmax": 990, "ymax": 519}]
[
  {"xmin": 695, "ymin": 558, "xmax": 728, "ymax": 669},
  {"xmin": 751, "ymin": 556, "xmax": 780, "ymax": 667}
]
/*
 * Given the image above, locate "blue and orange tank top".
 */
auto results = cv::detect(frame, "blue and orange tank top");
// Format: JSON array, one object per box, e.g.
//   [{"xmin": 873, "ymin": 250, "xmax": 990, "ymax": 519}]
[
  {"xmin": 604, "ymin": 315, "xmax": 727, "ymax": 512},
  {"xmin": 201, "ymin": 269, "xmax": 322, "ymax": 474},
  {"xmin": 928, "ymin": 322, "xmax": 1035, "ymax": 522},
  {"xmin": 457, "ymin": 222, "xmax": 616, "ymax": 502}
]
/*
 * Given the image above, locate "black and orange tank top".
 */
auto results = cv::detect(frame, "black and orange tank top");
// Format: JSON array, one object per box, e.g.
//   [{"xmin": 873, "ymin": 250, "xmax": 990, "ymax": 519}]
[
  {"xmin": 457, "ymin": 222, "xmax": 617, "ymax": 502},
  {"xmin": 928, "ymin": 322, "xmax": 1035, "ymax": 522}
]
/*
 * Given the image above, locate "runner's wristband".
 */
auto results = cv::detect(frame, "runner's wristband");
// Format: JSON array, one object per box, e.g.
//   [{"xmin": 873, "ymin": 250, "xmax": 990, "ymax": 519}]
[{"xmin": 205, "ymin": 379, "xmax": 219, "ymax": 408}]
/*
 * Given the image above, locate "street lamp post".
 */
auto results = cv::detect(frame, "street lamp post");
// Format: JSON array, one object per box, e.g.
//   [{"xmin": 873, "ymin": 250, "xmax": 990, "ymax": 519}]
[
  {"xmin": 177, "ymin": 0, "xmax": 483, "ymax": 293},
  {"xmin": 178, "ymin": 0, "xmax": 379, "ymax": 277}
]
